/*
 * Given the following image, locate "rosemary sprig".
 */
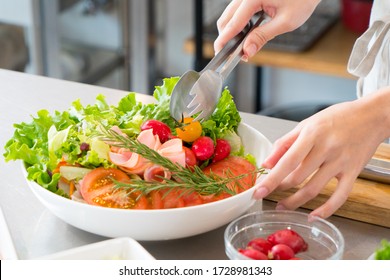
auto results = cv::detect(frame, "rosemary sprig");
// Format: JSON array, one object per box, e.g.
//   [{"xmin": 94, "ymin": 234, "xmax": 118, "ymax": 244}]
[
  {"xmin": 98, "ymin": 125, "xmax": 266, "ymax": 196},
  {"xmin": 113, "ymin": 168, "xmax": 263, "ymax": 197}
]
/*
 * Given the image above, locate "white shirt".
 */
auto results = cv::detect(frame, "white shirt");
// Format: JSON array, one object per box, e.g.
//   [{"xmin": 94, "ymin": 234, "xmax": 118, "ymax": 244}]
[{"xmin": 348, "ymin": 0, "xmax": 390, "ymax": 97}]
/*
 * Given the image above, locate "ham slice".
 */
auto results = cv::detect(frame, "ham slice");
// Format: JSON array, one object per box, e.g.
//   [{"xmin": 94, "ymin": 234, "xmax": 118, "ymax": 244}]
[
  {"xmin": 158, "ymin": 138, "xmax": 186, "ymax": 167},
  {"xmin": 137, "ymin": 129, "xmax": 161, "ymax": 150},
  {"xmin": 144, "ymin": 165, "xmax": 172, "ymax": 182},
  {"xmin": 108, "ymin": 150, "xmax": 151, "ymax": 175},
  {"xmin": 108, "ymin": 127, "xmax": 186, "ymax": 176}
]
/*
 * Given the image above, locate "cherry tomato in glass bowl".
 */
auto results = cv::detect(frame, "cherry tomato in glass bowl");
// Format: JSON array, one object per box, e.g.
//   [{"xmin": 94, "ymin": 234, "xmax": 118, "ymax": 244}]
[
  {"xmin": 238, "ymin": 248, "xmax": 268, "ymax": 260},
  {"xmin": 267, "ymin": 229, "xmax": 308, "ymax": 254},
  {"xmin": 247, "ymin": 237, "xmax": 273, "ymax": 255},
  {"xmin": 225, "ymin": 210, "xmax": 345, "ymax": 260},
  {"xmin": 270, "ymin": 244, "xmax": 295, "ymax": 260},
  {"xmin": 175, "ymin": 117, "xmax": 202, "ymax": 143}
]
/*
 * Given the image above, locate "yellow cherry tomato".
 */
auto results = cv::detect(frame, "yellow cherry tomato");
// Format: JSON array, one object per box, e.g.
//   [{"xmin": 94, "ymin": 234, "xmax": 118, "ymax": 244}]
[{"xmin": 175, "ymin": 117, "xmax": 202, "ymax": 143}]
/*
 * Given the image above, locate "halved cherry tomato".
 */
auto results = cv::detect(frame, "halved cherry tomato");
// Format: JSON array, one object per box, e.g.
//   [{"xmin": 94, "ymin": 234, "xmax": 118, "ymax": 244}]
[
  {"xmin": 176, "ymin": 117, "xmax": 202, "ymax": 143},
  {"xmin": 239, "ymin": 248, "xmax": 268, "ymax": 260},
  {"xmin": 247, "ymin": 238, "xmax": 273, "ymax": 255},
  {"xmin": 79, "ymin": 167, "xmax": 148, "ymax": 209}
]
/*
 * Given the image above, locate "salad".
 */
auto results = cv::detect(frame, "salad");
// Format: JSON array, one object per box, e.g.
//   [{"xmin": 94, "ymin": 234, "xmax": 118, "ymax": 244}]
[{"xmin": 3, "ymin": 77, "xmax": 263, "ymax": 210}]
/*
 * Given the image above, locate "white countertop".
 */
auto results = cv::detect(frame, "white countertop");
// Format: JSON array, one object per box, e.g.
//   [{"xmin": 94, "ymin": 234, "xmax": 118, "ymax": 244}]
[{"xmin": 0, "ymin": 69, "xmax": 388, "ymax": 260}]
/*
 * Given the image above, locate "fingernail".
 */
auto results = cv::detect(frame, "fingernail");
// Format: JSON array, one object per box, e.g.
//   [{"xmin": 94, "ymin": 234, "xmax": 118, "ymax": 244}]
[
  {"xmin": 308, "ymin": 214, "xmax": 317, "ymax": 223},
  {"xmin": 246, "ymin": 44, "xmax": 258, "ymax": 58},
  {"xmin": 275, "ymin": 203, "xmax": 286, "ymax": 211},
  {"xmin": 254, "ymin": 187, "xmax": 268, "ymax": 199},
  {"xmin": 308, "ymin": 211, "xmax": 324, "ymax": 222}
]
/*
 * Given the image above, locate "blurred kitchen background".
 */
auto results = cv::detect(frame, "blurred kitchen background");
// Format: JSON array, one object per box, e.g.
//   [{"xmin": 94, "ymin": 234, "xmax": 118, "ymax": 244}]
[{"xmin": 0, "ymin": 0, "xmax": 370, "ymax": 120}]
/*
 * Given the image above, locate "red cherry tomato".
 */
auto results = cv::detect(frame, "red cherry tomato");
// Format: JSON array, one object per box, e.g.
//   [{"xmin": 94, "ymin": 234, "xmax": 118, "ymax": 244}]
[
  {"xmin": 270, "ymin": 244, "xmax": 295, "ymax": 260},
  {"xmin": 267, "ymin": 229, "xmax": 308, "ymax": 254},
  {"xmin": 212, "ymin": 139, "xmax": 231, "ymax": 163},
  {"xmin": 239, "ymin": 248, "xmax": 268, "ymax": 260},
  {"xmin": 191, "ymin": 136, "xmax": 215, "ymax": 161},
  {"xmin": 141, "ymin": 120, "xmax": 172, "ymax": 143},
  {"xmin": 247, "ymin": 237, "xmax": 273, "ymax": 256},
  {"xmin": 183, "ymin": 146, "xmax": 197, "ymax": 168}
]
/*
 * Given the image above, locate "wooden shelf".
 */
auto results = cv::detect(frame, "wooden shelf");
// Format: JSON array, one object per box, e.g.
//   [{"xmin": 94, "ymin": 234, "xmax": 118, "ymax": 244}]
[{"xmin": 184, "ymin": 20, "xmax": 360, "ymax": 79}]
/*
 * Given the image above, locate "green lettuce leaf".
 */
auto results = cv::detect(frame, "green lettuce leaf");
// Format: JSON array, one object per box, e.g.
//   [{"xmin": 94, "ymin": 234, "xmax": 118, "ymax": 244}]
[
  {"xmin": 202, "ymin": 87, "xmax": 241, "ymax": 140},
  {"xmin": 375, "ymin": 239, "xmax": 390, "ymax": 260}
]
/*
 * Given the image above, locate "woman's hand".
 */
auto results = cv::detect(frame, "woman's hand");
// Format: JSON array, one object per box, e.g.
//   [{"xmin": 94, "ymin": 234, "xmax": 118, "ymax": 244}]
[
  {"xmin": 214, "ymin": 0, "xmax": 321, "ymax": 59},
  {"xmin": 254, "ymin": 87, "xmax": 390, "ymax": 219}
]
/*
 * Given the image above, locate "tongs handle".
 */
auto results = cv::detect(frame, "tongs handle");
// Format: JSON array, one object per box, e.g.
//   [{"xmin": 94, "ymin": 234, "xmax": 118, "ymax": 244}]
[
  {"xmin": 203, "ymin": 12, "xmax": 266, "ymax": 81},
  {"xmin": 359, "ymin": 158, "xmax": 390, "ymax": 184}
]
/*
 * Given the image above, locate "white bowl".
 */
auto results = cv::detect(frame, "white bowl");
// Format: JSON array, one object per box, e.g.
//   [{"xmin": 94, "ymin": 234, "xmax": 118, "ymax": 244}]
[
  {"xmin": 35, "ymin": 237, "xmax": 155, "ymax": 260},
  {"xmin": 23, "ymin": 122, "xmax": 272, "ymax": 240}
]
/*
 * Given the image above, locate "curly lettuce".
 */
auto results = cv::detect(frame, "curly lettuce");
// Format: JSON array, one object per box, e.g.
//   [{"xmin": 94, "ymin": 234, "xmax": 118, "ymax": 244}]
[
  {"xmin": 375, "ymin": 239, "xmax": 390, "ymax": 260},
  {"xmin": 202, "ymin": 87, "xmax": 241, "ymax": 140}
]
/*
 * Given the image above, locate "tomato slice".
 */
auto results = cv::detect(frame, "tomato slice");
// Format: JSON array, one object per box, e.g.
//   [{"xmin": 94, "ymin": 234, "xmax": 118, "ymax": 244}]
[
  {"xmin": 159, "ymin": 189, "xmax": 185, "ymax": 209},
  {"xmin": 148, "ymin": 190, "xmax": 163, "ymax": 209},
  {"xmin": 181, "ymin": 191, "xmax": 204, "ymax": 206},
  {"xmin": 176, "ymin": 117, "xmax": 202, "ymax": 143},
  {"xmin": 79, "ymin": 167, "xmax": 148, "ymax": 209},
  {"xmin": 203, "ymin": 156, "xmax": 257, "ymax": 194}
]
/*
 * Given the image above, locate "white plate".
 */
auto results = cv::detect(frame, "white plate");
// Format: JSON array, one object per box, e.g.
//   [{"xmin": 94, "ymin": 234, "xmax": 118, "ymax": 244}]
[
  {"xmin": 35, "ymin": 237, "xmax": 155, "ymax": 260},
  {"xmin": 23, "ymin": 122, "xmax": 273, "ymax": 240},
  {"xmin": 368, "ymin": 252, "xmax": 376, "ymax": 260},
  {"xmin": 0, "ymin": 207, "xmax": 18, "ymax": 260}
]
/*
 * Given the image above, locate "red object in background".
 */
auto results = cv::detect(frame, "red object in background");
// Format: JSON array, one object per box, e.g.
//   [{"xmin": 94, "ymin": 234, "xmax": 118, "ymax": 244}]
[{"xmin": 341, "ymin": 0, "xmax": 373, "ymax": 34}]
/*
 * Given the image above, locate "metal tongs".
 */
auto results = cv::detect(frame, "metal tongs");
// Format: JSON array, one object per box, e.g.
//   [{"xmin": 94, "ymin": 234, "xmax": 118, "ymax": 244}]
[
  {"xmin": 359, "ymin": 157, "xmax": 390, "ymax": 184},
  {"xmin": 170, "ymin": 12, "xmax": 266, "ymax": 122}
]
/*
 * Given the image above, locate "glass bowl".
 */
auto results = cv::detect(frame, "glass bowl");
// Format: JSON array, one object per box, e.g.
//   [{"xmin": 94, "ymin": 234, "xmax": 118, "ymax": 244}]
[{"xmin": 224, "ymin": 210, "xmax": 345, "ymax": 260}]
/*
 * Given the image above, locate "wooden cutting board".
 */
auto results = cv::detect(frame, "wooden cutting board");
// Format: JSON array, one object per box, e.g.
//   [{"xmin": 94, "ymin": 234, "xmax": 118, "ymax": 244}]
[{"xmin": 265, "ymin": 143, "xmax": 390, "ymax": 228}]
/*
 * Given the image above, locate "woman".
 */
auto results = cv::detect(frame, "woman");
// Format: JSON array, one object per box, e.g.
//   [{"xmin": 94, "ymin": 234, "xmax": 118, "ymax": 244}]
[{"xmin": 215, "ymin": 0, "xmax": 390, "ymax": 219}]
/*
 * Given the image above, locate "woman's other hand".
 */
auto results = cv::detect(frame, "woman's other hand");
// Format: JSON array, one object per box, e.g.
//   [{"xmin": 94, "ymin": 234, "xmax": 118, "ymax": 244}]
[{"xmin": 254, "ymin": 87, "xmax": 390, "ymax": 219}]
